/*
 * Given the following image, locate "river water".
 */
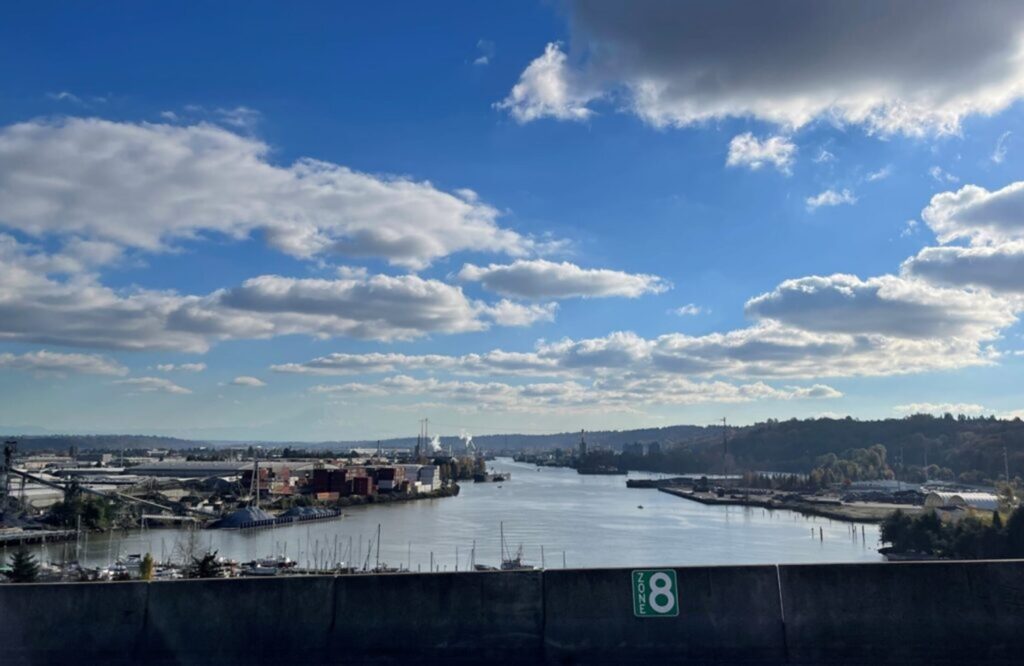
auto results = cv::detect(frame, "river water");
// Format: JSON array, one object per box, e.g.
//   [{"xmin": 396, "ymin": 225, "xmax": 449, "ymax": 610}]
[{"xmin": 26, "ymin": 458, "xmax": 882, "ymax": 569}]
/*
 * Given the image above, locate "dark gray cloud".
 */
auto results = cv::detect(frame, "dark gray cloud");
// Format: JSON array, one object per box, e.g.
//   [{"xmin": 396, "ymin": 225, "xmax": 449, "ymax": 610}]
[{"xmin": 502, "ymin": 1, "xmax": 1024, "ymax": 134}]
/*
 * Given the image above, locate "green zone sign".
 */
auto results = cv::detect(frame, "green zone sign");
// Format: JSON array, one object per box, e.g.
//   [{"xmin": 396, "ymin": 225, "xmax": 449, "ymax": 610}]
[{"xmin": 631, "ymin": 569, "xmax": 679, "ymax": 617}]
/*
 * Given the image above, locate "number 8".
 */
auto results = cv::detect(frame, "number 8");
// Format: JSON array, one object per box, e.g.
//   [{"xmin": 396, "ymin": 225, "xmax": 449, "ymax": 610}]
[{"xmin": 648, "ymin": 572, "xmax": 675, "ymax": 613}]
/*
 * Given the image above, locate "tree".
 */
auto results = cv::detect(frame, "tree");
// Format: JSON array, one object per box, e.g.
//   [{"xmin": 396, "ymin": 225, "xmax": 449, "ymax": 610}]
[
  {"xmin": 188, "ymin": 551, "xmax": 223, "ymax": 579},
  {"xmin": 140, "ymin": 553, "xmax": 155, "ymax": 581},
  {"xmin": 8, "ymin": 549, "xmax": 40, "ymax": 583},
  {"xmin": 1005, "ymin": 507, "xmax": 1024, "ymax": 557}
]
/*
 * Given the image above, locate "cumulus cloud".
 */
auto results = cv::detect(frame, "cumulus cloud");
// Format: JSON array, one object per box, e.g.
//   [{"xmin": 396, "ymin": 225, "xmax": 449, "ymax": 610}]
[
  {"xmin": 922, "ymin": 181, "xmax": 1024, "ymax": 245},
  {"xmin": 893, "ymin": 402, "xmax": 988, "ymax": 416},
  {"xmin": 311, "ymin": 373, "xmax": 840, "ymax": 412},
  {"xmin": 744, "ymin": 274, "xmax": 1015, "ymax": 340},
  {"xmin": 0, "ymin": 118, "xmax": 541, "ymax": 269},
  {"xmin": 231, "ymin": 375, "xmax": 266, "ymax": 387},
  {"xmin": 115, "ymin": 376, "xmax": 191, "ymax": 394},
  {"xmin": 273, "ymin": 349, "xmax": 561, "ymax": 377},
  {"xmin": 0, "ymin": 236, "xmax": 553, "ymax": 351},
  {"xmin": 726, "ymin": 133, "xmax": 796, "ymax": 174},
  {"xmin": 903, "ymin": 242, "xmax": 1024, "ymax": 294},
  {"xmin": 288, "ymin": 317, "xmax": 998, "ymax": 386},
  {"xmin": 156, "ymin": 363, "xmax": 206, "ymax": 373},
  {"xmin": 496, "ymin": 43, "xmax": 597, "ymax": 122},
  {"xmin": 805, "ymin": 189, "xmax": 856, "ymax": 211},
  {"xmin": 212, "ymin": 274, "xmax": 490, "ymax": 339},
  {"xmin": 904, "ymin": 180, "xmax": 1024, "ymax": 295},
  {"xmin": 479, "ymin": 299, "xmax": 558, "ymax": 327},
  {"xmin": 458, "ymin": 259, "xmax": 669, "ymax": 299},
  {"xmin": 650, "ymin": 323, "xmax": 996, "ymax": 379},
  {"xmin": 500, "ymin": 1, "xmax": 1024, "ymax": 135},
  {"xmin": 0, "ymin": 350, "xmax": 127, "ymax": 377}
]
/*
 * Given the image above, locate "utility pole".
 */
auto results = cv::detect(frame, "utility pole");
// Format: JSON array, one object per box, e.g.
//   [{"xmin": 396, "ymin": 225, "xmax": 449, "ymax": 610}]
[
  {"xmin": 721, "ymin": 418, "xmax": 728, "ymax": 475},
  {"xmin": 898, "ymin": 446, "xmax": 904, "ymax": 492}
]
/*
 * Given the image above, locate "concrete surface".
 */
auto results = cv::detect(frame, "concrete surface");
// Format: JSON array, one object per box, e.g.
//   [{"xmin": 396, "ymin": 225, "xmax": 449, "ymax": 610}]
[{"xmin": 1, "ymin": 560, "xmax": 1023, "ymax": 664}]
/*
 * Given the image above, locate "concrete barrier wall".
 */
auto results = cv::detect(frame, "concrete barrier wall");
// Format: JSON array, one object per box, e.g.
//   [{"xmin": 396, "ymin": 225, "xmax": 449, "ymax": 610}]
[
  {"xmin": 543, "ymin": 565, "xmax": 785, "ymax": 664},
  {"xmin": 2, "ymin": 561, "xmax": 1024, "ymax": 665}
]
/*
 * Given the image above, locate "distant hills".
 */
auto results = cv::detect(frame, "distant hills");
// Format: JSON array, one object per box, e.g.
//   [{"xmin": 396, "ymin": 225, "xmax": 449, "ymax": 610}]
[
  {"xmin": 6, "ymin": 416, "xmax": 1024, "ymax": 482},
  {"xmin": 0, "ymin": 424, "xmax": 712, "ymax": 453}
]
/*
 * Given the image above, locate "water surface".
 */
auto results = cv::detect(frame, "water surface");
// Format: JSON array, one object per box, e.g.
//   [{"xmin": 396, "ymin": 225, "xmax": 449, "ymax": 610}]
[{"xmin": 24, "ymin": 458, "xmax": 882, "ymax": 569}]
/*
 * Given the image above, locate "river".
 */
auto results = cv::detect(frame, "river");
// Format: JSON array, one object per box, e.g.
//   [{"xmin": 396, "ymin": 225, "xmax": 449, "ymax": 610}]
[{"xmin": 24, "ymin": 458, "xmax": 882, "ymax": 569}]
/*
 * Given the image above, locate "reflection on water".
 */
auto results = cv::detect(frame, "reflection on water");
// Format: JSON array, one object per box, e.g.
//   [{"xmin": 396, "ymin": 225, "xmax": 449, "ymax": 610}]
[{"xmin": 22, "ymin": 458, "xmax": 881, "ymax": 570}]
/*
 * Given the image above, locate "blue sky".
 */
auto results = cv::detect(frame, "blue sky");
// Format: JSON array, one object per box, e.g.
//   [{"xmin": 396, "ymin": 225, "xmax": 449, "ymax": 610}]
[{"xmin": 2, "ymin": 1, "xmax": 1024, "ymax": 440}]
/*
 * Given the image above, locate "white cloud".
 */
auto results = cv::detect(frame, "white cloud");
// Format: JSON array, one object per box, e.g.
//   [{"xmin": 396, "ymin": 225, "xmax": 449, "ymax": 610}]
[
  {"xmin": 0, "ymin": 350, "xmax": 127, "ymax": 377},
  {"xmin": 993, "ymin": 131, "xmax": 1012, "ymax": 163},
  {"xmin": 501, "ymin": 2, "xmax": 1024, "ymax": 135},
  {"xmin": 273, "ymin": 349, "xmax": 560, "ymax": 378},
  {"xmin": 47, "ymin": 91, "xmax": 82, "ymax": 103},
  {"xmin": 0, "ymin": 236, "xmax": 551, "ymax": 351},
  {"xmin": 922, "ymin": 181, "xmax": 1024, "ymax": 245},
  {"xmin": 744, "ymin": 273, "xmax": 1015, "ymax": 340},
  {"xmin": 215, "ymin": 106, "xmax": 260, "ymax": 130},
  {"xmin": 115, "ymin": 376, "xmax": 191, "ymax": 395},
  {"xmin": 893, "ymin": 402, "xmax": 987, "ymax": 416},
  {"xmin": 211, "ymin": 273, "xmax": 491, "ymax": 340},
  {"xmin": 813, "ymin": 148, "xmax": 835, "ymax": 164},
  {"xmin": 650, "ymin": 322, "xmax": 996, "ymax": 379},
  {"xmin": 866, "ymin": 166, "xmax": 892, "ymax": 182},
  {"xmin": 156, "ymin": 363, "xmax": 206, "ymax": 373},
  {"xmin": 0, "ymin": 118, "xmax": 541, "ymax": 270},
  {"xmin": 908, "ymin": 180, "xmax": 1024, "ymax": 295},
  {"xmin": 310, "ymin": 373, "xmax": 840, "ymax": 412},
  {"xmin": 480, "ymin": 299, "xmax": 558, "ymax": 327},
  {"xmin": 458, "ymin": 259, "xmax": 670, "ymax": 299},
  {"xmin": 903, "ymin": 241, "xmax": 1024, "ymax": 294},
  {"xmin": 900, "ymin": 219, "xmax": 919, "ymax": 238},
  {"xmin": 726, "ymin": 133, "xmax": 796, "ymax": 174},
  {"xmin": 805, "ymin": 189, "xmax": 856, "ymax": 210},
  {"xmin": 495, "ymin": 43, "xmax": 597, "ymax": 122},
  {"xmin": 929, "ymin": 166, "xmax": 959, "ymax": 184},
  {"xmin": 474, "ymin": 39, "xmax": 495, "ymax": 66},
  {"xmin": 231, "ymin": 375, "xmax": 266, "ymax": 387},
  {"xmin": 671, "ymin": 304, "xmax": 703, "ymax": 316}
]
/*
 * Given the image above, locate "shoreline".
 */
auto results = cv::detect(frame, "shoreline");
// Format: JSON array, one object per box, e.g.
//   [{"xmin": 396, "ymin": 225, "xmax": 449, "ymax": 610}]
[{"xmin": 657, "ymin": 486, "xmax": 923, "ymax": 524}]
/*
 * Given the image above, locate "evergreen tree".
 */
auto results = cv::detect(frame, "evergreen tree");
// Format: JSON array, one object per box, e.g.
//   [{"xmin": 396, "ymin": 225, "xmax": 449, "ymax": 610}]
[
  {"xmin": 140, "ymin": 553, "xmax": 155, "ymax": 581},
  {"xmin": 1005, "ymin": 507, "xmax": 1024, "ymax": 557},
  {"xmin": 8, "ymin": 549, "xmax": 40, "ymax": 583}
]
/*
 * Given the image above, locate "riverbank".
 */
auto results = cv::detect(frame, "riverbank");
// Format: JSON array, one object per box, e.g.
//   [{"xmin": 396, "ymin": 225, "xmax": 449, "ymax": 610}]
[{"xmin": 659, "ymin": 487, "xmax": 922, "ymax": 523}]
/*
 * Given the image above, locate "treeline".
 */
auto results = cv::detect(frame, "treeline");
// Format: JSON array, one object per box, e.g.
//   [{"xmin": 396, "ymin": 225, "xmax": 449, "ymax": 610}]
[
  {"xmin": 881, "ymin": 509, "xmax": 1024, "ymax": 559},
  {"xmin": 7, "ymin": 434, "xmax": 201, "ymax": 452},
  {"xmin": 726, "ymin": 415, "xmax": 1024, "ymax": 482}
]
